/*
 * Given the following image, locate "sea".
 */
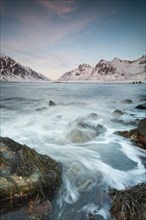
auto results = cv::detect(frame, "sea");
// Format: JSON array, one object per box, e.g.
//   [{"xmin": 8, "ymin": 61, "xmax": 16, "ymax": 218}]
[{"xmin": 0, "ymin": 82, "xmax": 146, "ymax": 220}]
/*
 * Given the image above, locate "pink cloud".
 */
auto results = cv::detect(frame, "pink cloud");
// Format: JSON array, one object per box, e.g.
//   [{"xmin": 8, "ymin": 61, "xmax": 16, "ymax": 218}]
[{"xmin": 37, "ymin": 0, "xmax": 76, "ymax": 16}]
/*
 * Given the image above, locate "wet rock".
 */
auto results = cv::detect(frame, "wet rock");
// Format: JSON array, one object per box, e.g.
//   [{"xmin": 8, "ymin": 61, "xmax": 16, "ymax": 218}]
[
  {"xmin": 112, "ymin": 118, "xmax": 139, "ymax": 126},
  {"xmin": 86, "ymin": 113, "xmax": 98, "ymax": 120},
  {"xmin": 139, "ymin": 95, "xmax": 146, "ymax": 102},
  {"xmin": 66, "ymin": 118, "xmax": 107, "ymax": 144},
  {"xmin": 49, "ymin": 100, "xmax": 56, "ymax": 106},
  {"xmin": 36, "ymin": 107, "xmax": 47, "ymax": 111},
  {"xmin": 0, "ymin": 137, "xmax": 62, "ymax": 211},
  {"xmin": 112, "ymin": 110, "xmax": 123, "ymax": 117},
  {"xmin": 27, "ymin": 196, "xmax": 52, "ymax": 219},
  {"xmin": 66, "ymin": 129, "xmax": 93, "ymax": 143},
  {"xmin": 135, "ymin": 103, "xmax": 146, "ymax": 110},
  {"xmin": 95, "ymin": 124, "xmax": 106, "ymax": 135},
  {"xmin": 121, "ymin": 99, "xmax": 132, "ymax": 104},
  {"xmin": 137, "ymin": 118, "xmax": 146, "ymax": 138},
  {"xmin": 109, "ymin": 183, "xmax": 146, "ymax": 220},
  {"xmin": 115, "ymin": 118, "xmax": 146, "ymax": 150},
  {"xmin": 78, "ymin": 122, "xmax": 106, "ymax": 136},
  {"xmin": 83, "ymin": 212, "xmax": 104, "ymax": 220}
]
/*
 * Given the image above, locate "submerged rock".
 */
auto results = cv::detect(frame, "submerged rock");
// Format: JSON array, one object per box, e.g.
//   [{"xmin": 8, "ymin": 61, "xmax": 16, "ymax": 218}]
[
  {"xmin": 121, "ymin": 99, "xmax": 132, "ymax": 104},
  {"xmin": 36, "ymin": 107, "xmax": 47, "ymax": 111},
  {"xmin": 136, "ymin": 103, "xmax": 146, "ymax": 110},
  {"xmin": 137, "ymin": 118, "xmax": 146, "ymax": 138},
  {"xmin": 66, "ymin": 129, "xmax": 93, "ymax": 143},
  {"xmin": 67, "ymin": 118, "xmax": 106, "ymax": 144},
  {"xmin": 49, "ymin": 100, "xmax": 56, "ymax": 106},
  {"xmin": 115, "ymin": 118, "xmax": 146, "ymax": 150},
  {"xmin": 109, "ymin": 183, "xmax": 146, "ymax": 220},
  {"xmin": 86, "ymin": 113, "xmax": 98, "ymax": 120},
  {"xmin": 112, "ymin": 110, "xmax": 123, "ymax": 117},
  {"xmin": 0, "ymin": 137, "xmax": 62, "ymax": 211}
]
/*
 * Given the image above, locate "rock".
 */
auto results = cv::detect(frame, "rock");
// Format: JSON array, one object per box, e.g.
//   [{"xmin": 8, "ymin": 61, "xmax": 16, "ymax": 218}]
[
  {"xmin": 112, "ymin": 110, "xmax": 123, "ymax": 117},
  {"xmin": 66, "ymin": 129, "xmax": 93, "ymax": 143},
  {"xmin": 83, "ymin": 212, "xmax": 104, "ymax": 220},
  {"xmin": 139, "ymin": 95, "xmax": 146, "ymax": 102},
  {"xmin": 95, "ymin": 124, "xmax": 106, "ymax": 135},
  {"xmin": 49, "ymin": 100, "xmax": 56, "ymax": 106},
  {"xmin": 137, "ymin": 118, "xmax": 146, "ymax": 138},
  {"xmin": 121, "ymin": 99, "xmax": 132, "ymax": 104},
  {"xmin": 36, "ymin": 107, "xmax": 47, "ymax": 111},
  {"xmin": 27, "ymin": 196, "xmax": 52, "ymax": 219},
  {"xmin": 86, "ymin": 113, "xmax": 98, "ymax": 120},
  {"xmin": 136, "ymin": 103, "xmax": 146, "ymax": 110},
  {"xmin": 0, "ymin": 137, "xmax": 62, "ymax": 211},
  {"xmin": 115, "ymin": 118, "xmax": 146, "ymax": 150},
  {"xmin": 109, "ymin": 183, "xmax": 146, "ymax": 220}
]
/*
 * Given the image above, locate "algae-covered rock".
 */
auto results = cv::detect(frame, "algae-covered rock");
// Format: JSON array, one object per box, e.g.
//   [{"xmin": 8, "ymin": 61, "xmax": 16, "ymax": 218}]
[
  {"xmin": 109, "ymin": 183, "xmax": 146, "ymax": 220},
  {"xmin": 115, "ymin": 118, "xmax": 146, "ymax": 150},
  {"xmin": 0, "ymin": 137, "xmax": 62, "ymax": 208}
]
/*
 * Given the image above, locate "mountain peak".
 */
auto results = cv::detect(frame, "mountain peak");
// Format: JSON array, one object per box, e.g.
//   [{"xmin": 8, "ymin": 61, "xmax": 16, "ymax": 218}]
[
  {"xmin": 0, "ymin": 55, "xmax": 50, "ymax": 82},
  {"xmin": 59, "ymin": 55, "xmax": 146, "ymax": 82}
]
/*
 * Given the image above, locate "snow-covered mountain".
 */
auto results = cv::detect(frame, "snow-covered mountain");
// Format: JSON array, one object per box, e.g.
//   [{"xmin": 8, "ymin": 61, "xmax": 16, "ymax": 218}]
[
  {"xmin": 59, "ymin": 64, "xmax": 94, "ymax": 81},
  {"xmin": 0, "ymin": 55, "xmax": 50, "ymax": 82},
  {"xmin": 58, "ymin": 56, "xmax": 146, "ymax": 82}
]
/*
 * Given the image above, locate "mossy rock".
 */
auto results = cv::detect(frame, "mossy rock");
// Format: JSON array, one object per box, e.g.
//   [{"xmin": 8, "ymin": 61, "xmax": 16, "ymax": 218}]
[
  {"xmin": 0, "ymin": 137, "xmax": 62, "ymax": 207},
  {"xmin": 109, "ymin": 183, "xmax": 146, "ymax": 220},
  {"xmin": 115, "ymin": 118, "xmax": 146, "ymax": 150}
]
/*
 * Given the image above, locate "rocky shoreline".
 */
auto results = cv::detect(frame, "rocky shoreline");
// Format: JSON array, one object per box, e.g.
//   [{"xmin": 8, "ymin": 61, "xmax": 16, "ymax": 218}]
[
  {"xmin": 0, "ymin": 137, "xmax": 62, "ymax": 219},
  {"xmin": 0, "ymin": 100, "xmax": 146, "ymax": 219}
]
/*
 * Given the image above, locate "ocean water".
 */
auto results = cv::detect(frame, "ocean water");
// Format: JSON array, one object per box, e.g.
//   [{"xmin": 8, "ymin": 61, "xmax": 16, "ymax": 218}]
[{"xmin": 0, "ymin": 82, "xmax": 146, "ymax": 220}]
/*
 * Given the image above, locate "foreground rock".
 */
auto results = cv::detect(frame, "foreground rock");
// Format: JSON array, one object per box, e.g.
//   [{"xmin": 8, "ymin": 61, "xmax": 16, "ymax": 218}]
[
  {"xmin": 115, "ymin": 118, "xmax": 146, "ymax": 150},
  {"xmin": 136, "ymin": 103, "xmax": 146, "ymax": 110},
  {"xmin": 49, "ymin": 100, "xmax": 56, "ymax": 106},
  {"xmin": 109, "ymin": 183, "xmax": 146, "ymax": 220},
  {"xmin": 0, "ymin": 137, "xmax": 62, "ymax": 212}
]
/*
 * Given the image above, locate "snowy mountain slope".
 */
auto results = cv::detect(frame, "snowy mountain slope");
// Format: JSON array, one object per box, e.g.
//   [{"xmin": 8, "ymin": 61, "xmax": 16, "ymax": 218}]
[
  {"xmin": 58, "ymin": 56, "xmax": 146, "ymax": 82},
  {"xmin": 58, "ymin": 64, "xmax": 94, "ymax": 81},
  {"xmin": 0, "ymin": 55, "xmax": 50, "ymax": 82}
]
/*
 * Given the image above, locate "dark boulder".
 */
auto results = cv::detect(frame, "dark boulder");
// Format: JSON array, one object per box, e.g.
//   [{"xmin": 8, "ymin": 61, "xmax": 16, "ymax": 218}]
[
  {"xmin": 136, "ymin": 103, "xmax": 146, "ymax": 110},
  {"xmin": 121, "ymin": 99, "xmax": 132, "ymax": 104},
  {"xmin": 0, "ymin": 137, "xmax": 62, "ymax": 212},
  {"xmin": 49, "ymin": 100, "xmax": 56, "ymax": 106}
]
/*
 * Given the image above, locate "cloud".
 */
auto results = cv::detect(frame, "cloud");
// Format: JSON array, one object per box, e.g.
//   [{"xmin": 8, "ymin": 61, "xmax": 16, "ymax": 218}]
[{"xmin": 37, "ymin": 0, "xmax": 76, "ymax": 17}]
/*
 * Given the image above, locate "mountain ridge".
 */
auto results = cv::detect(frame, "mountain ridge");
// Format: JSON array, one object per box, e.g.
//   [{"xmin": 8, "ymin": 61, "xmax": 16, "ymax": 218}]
[
  {"xmin": 0, "ymin": 55, "xmax": 50, "ymax": 82},
  {"xmin": 58, "ymin": 55, "xmax": 146, "ymax": 82}
]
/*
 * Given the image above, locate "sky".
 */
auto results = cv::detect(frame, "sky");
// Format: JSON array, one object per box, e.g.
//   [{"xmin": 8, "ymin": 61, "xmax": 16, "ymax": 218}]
[{"xmin": 0, "ymin": 0, "xmax": 145, "ymax": 80}]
